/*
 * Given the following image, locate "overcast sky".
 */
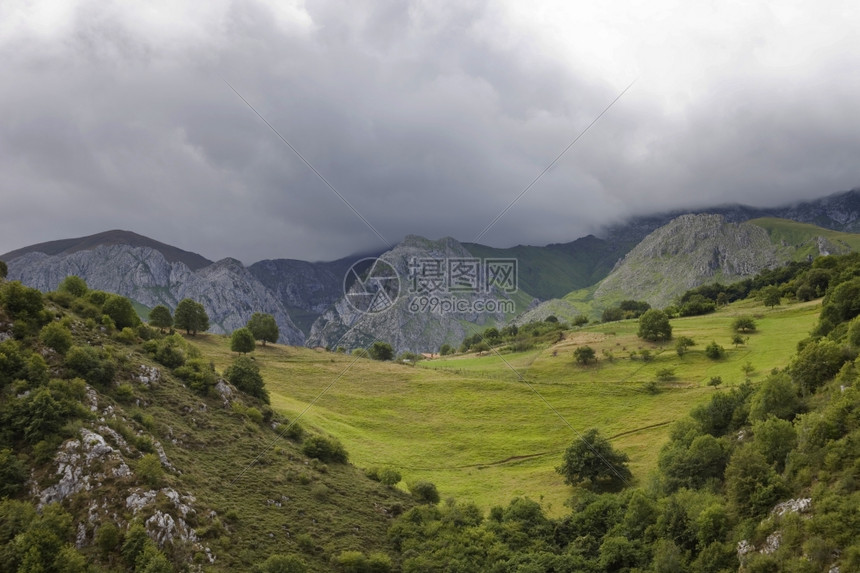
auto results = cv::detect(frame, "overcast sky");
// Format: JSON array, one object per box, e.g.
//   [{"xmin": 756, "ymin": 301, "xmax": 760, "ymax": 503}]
[{"xmin": 2, "ymin": 1, "xmax": 859, "ymax": 263}]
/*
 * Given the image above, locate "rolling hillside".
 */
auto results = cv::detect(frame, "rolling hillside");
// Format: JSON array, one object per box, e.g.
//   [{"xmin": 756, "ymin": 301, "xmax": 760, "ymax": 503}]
[{"xmin": 195, "ymin": 296, "xmax": 821, "ymax": 514}]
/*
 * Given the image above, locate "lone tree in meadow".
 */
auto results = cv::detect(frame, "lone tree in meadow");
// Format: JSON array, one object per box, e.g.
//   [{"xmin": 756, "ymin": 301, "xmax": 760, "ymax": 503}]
[
  {"xmin": 247, "ymin": 312, "xmax": 279, "ymax": 346},
  {"xmin": 230, "ymin": 327, "xmax": 256, "ymax": 354},
  {"xmin": 733, "ymin": 316, "xmax": 757, "ymax": 333},
  {"xmin": 573, "ymin": 345, "xmax": 596, "ymax": 366},
  {"xmin": 148, "ymin": 305, "xmax": 173, "ymax": 332},
  {"xmin": 638, "ymin": 309, "xmax": 672, "ymax": 342},
  {"xmin": 557, "ymin": 428, "xmax": 632, "ymax": 491},
  {"xmin": 174, "ymin": 298, "xmax": 209, "ymax": 335}
]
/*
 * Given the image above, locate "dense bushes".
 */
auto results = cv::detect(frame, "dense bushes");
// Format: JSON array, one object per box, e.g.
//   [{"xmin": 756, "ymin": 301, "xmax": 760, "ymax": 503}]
[
  {"xmin": 225, "ymin": 356, "xmax": 269, "ymax": 402},
  {"xmin": 301, "ymin": 435, "xmax": 348, "ymax": 463},
  {"xmin": 65, "ymin": 345, "xmax": 116, "ymax": 387}
]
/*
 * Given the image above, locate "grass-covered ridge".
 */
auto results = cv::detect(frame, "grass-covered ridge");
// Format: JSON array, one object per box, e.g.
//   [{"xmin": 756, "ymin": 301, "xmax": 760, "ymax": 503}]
[
  {"xmin": 0, "ymin": 279, "xmax": 409, "ymax": 572},
  {"xmin": 750, "ymin": 216, "xmax": 860, "ymax": 258}
]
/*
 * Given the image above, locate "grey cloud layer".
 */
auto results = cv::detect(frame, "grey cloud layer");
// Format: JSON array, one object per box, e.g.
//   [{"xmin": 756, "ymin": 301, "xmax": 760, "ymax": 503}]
[{"xmin": 1, "ymin": 0, "xmax": 858, "ymax": 262}]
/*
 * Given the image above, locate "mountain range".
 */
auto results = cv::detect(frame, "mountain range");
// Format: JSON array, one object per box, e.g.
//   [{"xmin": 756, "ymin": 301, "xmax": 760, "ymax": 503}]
[{"xmin": 4, "ymin": 187, "xmax": 860, "ymax": 352}]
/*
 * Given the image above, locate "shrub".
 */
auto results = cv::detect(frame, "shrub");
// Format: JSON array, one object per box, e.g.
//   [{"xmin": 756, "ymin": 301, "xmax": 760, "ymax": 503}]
[
  {"xmin": 572, "ymin": 315, "xmax": 589, "ymax": 326},
  {"xmin": 302, "ymin": 435, "xmax": 348, "ymax": 463},
  {"xmin": 573, "ymin": 346, "xmax": 596, "ymax": 365},
  {"xmin": 114, "ymin": 327, "xmax": 138, "ymax": 345},
  {"xmin": 225, "ymin": 355, "xmax": 268, "ymax": 402},
  {"xmin": 40, "ymin": 322, "xmax": 73, "ymax": 354},
  {"xmin": 144, "ymin": 335, "xmax": 187, "ymax": 368},
  {"xmin": 58, "ymin": 275, "xmax": 88, "ymax": 297},
  {"xmin": 174, "ymin": 358, "xmax": 217, "ymax": 395},
  {"xmin": 136, "ymin": 454, "xmax": 164, "ymax": 487},
  {"xmin": 95, "ymin": 522, "xmax": 121, "ymax": 557},
  {"xmin": 704, "ymin": 341, "xmax": 725, "ymax": 360},
  {"xmin": 679, "ymin": 294, "xmax": 716, "ymax": 317},
  {"xmin": 258, "ymin": 554, "xmax": 307, "ymax": 573},
  {"xmin": 368, "ymin": 341, "xmax": 394, "ymax": 361},
  {"xmin": 674, "ymin": 336, "xmax": 695, "ymax": 356},
  {"xmin": 0, "ymin": 280, "xmax": 45, "ymax": 320},
  {"xmin": 409, "ymin": 481, "xmax": 440, "ymax": 504},
  {"xmin": 656, "ymin": 368, "xmax": 675, "ymax": 381},
  {"xmin": 65, "ymin": 345, "xmax": 115, "ymax": 387},
  {"xmin": 379, "ymin": 468, "xmax": 402, "ymax": 487}
]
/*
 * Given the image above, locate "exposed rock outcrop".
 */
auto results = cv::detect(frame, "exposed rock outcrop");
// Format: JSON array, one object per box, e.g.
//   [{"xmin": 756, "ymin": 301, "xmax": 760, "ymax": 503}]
[
  {"xmin": 6, "ymin": 244, "xmax": 304, "ymax": 345},
  {"xmin": 593, "ymin": 214, "xmax": 838, "ymax": 308},
  {"xmin": 307, "ymin": 236, "xmax": 520, "ymax": 353}
]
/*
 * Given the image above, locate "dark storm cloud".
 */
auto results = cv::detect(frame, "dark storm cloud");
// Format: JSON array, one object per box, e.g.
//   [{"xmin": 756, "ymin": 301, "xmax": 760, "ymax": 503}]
[{"xmin": 1, "ymin": 0, "xmax": 859, "ymax": 263}]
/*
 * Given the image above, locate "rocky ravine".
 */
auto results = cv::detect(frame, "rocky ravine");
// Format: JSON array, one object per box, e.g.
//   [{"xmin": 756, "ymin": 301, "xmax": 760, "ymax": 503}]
[{"xmin": 6, "ymin": 244, "xmax": 304, "ymax": 345}]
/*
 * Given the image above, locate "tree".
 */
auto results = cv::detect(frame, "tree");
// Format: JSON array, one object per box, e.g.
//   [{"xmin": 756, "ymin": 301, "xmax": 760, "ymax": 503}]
[
  {"xmin": 148, "ymin": 305, "xmax": 173, "ymax": 332},
  {"xmin": 103, "ymin": 295, "xmax": 140, "ymax": 329},
  {"xmin": 0, "ymin": 260, "xmax": 7, "ymax": 279},
  {"xmin": 791, "ymin": 339, "xmax": 847, "ymax": 395},
  {"xmin": 230, "ymin": 327, "xmax": 256, "ymax": 354},
  {"xmin": 724, "ymin": 446, "xmax": 787, "ymax": 518},
  {"xmin": 58, "ymin": 275, "xmax": 87, "ymax": 297},
  {"xmin": 174, "ymin": 298, "xmax": 209, "ymax": 335},
  {"xmin": 225, "ymin": 355, "xmax": 268, "ymax": 402},
  {"xmin": 675, "ymin": 336, "xmax": 695, "ymax": 356},
  {"xmin": 732, "ymin": 316, "xmax": 756, "ymax": 333},
  {"xmin": 762, "ymin": 285, "xmax": 781, "ymax": 308},
  {"xmin": 752, "ymin": 416, "xmax": 796, "ymax": 471},
  {"xmin": 0, "ymin": 449, "xmax": 26, "ymax": 497},
  {"xmin": 247, "ymin": 312, "xmax": 279, "ymax": 346},
  {"xmin": 638, "ymin": 309, "xmax": 672, "ymax": 341},
  {"xmin": 556, "ymin": 428, "xmax": 632, "ymax": 490},
  {"xmin": 573, "ymin": 345, "xmax": 596, "ymax": 365},
  {"xmin": 439, "ymin": 343, "xmax": 453, "ymax": 356},
  {"xmin": 821, "ymin": 277, "xmax": 860, "ymax": 325},
  {"xmin": 602, "ymin": 307, "xmax": 624, "ymax": 323},
  {"xmin": 704, "ymin": 341, "xmax": 725, "ymax": 360},
  {"xmin": 368, "ymin": 341, "xmax": 394, "ymax": 361}
]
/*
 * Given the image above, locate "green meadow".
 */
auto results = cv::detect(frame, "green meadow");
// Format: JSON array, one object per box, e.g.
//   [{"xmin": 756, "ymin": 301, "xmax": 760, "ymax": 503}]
[{"xmin": 194, "ymin": 298, "xmax": 820, "ymax": 515}]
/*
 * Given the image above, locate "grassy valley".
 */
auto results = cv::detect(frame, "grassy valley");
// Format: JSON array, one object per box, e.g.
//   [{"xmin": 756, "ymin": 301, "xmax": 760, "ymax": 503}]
[{"xmin": 194, "ymin": 297, "xmax": 820, "ymax": 515}]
